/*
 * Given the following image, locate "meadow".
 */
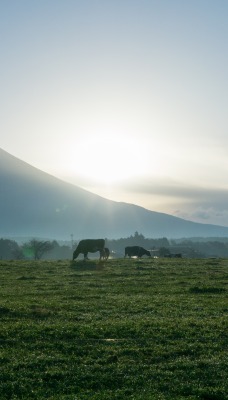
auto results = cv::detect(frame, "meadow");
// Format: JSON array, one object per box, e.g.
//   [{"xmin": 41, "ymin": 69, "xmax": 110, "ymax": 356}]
[{"xmin": 0, "ymin": 257, "xmax": 227, "ymax": 399}]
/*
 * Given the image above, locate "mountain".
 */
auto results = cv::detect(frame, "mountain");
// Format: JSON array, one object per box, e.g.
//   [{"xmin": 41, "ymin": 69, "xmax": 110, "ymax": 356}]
[{"xmin": 1, "ymin": 148, "xmax": 228, "ymax": 240}]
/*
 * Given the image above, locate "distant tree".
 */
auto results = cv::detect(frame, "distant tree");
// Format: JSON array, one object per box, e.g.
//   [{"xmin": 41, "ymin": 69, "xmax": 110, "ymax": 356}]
[
  {"xmin": 45, "ymin": 241, "xmax": 72, "ymax": 259},
  {"xmin": 22, "ymin": 239, "xmax": 54, "ymax": 260},
  {"xmin": 129, "ymin": 232, "xmax": 146, "ymax": 246},
  {"xmin": 0, "ymin": 239, "xmax": 22, "ymax": 260},
  {"xmin": 12, "ymin": 247, "xmax": 24, "ymax": 260}
]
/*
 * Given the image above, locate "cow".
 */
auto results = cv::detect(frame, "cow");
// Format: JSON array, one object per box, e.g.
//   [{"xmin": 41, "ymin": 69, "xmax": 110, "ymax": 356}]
[
  {"xmin": 101, "ymin": 247, "xmax": 110, "ymax": 261},
  {"xmin": 72, "ymin": 239, "xmax": 105, "ymax": 261},
  {"xmin": 124, "ymin": 246, "xmax": 151, "ymax": 258},
  {"xmin": 164, "ymin": 253, "xmax": 182, "ymax": 258}
]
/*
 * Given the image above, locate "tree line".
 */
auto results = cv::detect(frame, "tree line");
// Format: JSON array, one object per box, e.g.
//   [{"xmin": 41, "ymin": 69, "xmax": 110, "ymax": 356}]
[
  {"xmin": 0, "ymin": 239, "xmax": 72, "ymax": 260},
  {"xmin": 1, "ymin": 232, "xmax": 228, "ymax": 260}
]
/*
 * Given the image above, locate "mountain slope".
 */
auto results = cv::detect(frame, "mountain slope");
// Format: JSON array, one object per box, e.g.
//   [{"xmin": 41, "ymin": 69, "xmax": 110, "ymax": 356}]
[{"xmin": 1, "ymin": 148, "xmax": 228, "ymax": 240}]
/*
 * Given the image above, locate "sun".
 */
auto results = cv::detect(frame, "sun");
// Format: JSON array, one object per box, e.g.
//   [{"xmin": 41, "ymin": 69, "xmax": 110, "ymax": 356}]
[{"xmin": 69, "ymin": 135, "xmax": 148, "ymax": 184}]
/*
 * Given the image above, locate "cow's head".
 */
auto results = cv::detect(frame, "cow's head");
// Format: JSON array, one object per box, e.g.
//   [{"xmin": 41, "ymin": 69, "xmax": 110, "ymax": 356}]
[{"xmin": 72, "ymin": 249, "xmax": 78, "ymax": 260}]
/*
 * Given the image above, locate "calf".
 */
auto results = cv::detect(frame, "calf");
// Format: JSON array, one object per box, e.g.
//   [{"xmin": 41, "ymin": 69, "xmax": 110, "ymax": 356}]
[{"xmin": 101, "ymin": 247, "xmax": 110, "ymax": 260}]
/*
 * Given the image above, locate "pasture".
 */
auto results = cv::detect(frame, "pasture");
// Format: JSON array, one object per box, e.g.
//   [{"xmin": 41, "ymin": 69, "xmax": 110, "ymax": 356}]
[{"xmin": 0, "ymin": 258, "xmax": 227, "ymax": 399}]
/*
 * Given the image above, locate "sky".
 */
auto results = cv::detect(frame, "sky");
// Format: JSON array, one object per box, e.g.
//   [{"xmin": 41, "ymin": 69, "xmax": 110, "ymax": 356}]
[{"xmin": 1, "ymin": 0, "xmax": 228, "ymax": 227}]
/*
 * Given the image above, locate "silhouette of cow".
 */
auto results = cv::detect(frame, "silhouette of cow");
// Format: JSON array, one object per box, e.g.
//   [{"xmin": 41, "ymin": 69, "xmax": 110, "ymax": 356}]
[
  {"xmin": 165, "ymin": 253, "xmax": 182, "ymax": 258},
  {"xmin": 125, "ymin": 246, "xmax": 151, "ymax": 258},
  {"xmin": 73, "ymin": 239, "xmax": 105, "ymax": 261}
]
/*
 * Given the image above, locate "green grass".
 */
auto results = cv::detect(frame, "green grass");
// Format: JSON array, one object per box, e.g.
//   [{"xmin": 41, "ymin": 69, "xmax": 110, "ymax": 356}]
[{"xmin": 0, "ymin": 258, "xmax": 227, "ymax": 399}]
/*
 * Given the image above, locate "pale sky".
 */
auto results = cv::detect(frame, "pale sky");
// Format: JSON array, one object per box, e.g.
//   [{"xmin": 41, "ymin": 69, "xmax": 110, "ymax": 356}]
[{"xmin": 1, "ymin": 0, "xmax": 228, "ymax": 227}]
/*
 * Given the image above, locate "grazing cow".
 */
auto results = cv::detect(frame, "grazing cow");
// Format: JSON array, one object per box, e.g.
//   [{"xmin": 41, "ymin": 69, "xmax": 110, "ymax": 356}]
[
  {"xmin": 101, "ymin": 247, "xmax": 110, "ymax": 261},
  {"xmin": 165, "ymin": 253, "xmax": 182, "ymax": 258},
  {"xmin": 125, "ymin": 246, "xmax": 151, "ymax": 258},
  {"xmin": 73, "ymin": 239, "xmax": 105, "ymax": 261}
]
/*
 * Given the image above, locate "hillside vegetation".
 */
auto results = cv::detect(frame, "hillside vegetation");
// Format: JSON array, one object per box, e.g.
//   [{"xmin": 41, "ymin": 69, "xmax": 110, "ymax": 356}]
[{"xmin": 0, "ymin": 258, "xmax": 227, "ymax": 399}]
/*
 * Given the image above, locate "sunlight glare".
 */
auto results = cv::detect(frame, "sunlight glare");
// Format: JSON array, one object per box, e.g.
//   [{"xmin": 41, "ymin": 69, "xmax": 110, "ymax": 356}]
[{"xmin": 69, "ymin": 135, "xmax": 148, "ymax": 184}]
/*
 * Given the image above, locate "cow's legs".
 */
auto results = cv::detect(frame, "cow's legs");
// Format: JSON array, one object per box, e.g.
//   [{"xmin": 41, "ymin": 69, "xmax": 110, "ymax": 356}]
[{"xmin": 99, "ymin": 249, "xmax": 105, "ymax": 260}]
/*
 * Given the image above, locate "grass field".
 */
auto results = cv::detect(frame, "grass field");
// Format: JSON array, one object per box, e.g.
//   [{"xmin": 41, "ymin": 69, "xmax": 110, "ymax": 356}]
[{"xmin": 0, "ymin": 257, "xmax": 227, "ymax": 399}]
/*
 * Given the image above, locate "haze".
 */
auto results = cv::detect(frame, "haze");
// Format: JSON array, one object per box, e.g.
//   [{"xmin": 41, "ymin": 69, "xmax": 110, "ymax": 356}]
[{"xmin": 1, "ymin": 1, "xmax": 228, "ymax": 226}]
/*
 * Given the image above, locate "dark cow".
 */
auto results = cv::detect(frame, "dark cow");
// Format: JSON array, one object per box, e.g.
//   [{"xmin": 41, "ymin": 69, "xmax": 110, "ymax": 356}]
[
  {"xmin": 101, "ymin": 247, "xmax": 110, "ymax": 261},
  {"xmin": 165, "ymin": 253, "xmax": 182, "ymax": 258},
  {"xmin": 125, "ymin": 246, "xmax": 151, "ymax": 258},
  {"xmin": 73, "ymin": 239, "xmax": 105, "ymax": 261}
]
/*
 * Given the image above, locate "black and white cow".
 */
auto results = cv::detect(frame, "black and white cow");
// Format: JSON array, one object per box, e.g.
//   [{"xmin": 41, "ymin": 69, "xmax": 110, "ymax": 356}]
[
  {"xmin": 73, "ymin": 239, "xmax": 105, "ymax": 261},
  {"xmin": 125, "ymin": 246, "xmax": 151, "ymax": 258}
]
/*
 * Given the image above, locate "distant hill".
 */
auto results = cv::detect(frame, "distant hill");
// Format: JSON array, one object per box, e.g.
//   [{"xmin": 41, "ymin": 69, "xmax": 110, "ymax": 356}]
[{"xmin": 1, "ymin": 148, "xmax": 228, "ymax": 240}]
